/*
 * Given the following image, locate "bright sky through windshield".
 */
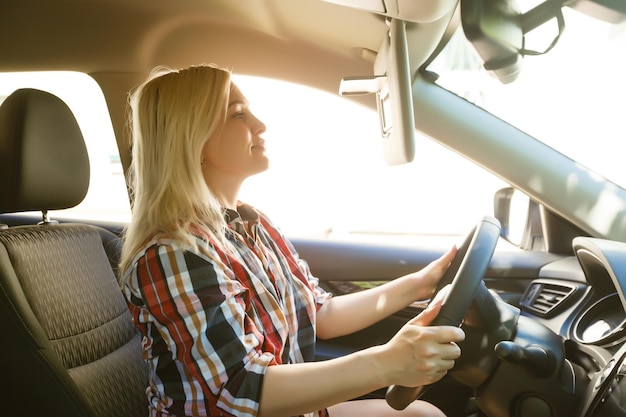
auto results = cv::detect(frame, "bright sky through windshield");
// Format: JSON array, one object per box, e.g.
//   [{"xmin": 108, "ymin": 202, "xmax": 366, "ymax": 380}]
[{"xmin": 432, "ymin": 7, "xmax": 626, "ymax": 188}]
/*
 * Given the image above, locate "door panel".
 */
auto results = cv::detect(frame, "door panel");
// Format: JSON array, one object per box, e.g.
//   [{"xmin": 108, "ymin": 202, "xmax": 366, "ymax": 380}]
[
  {"xmin": 292, "ymin": 237, "xmax": 562, "ymax": 415},
  {"xmin": 292, "ymin": 237, "xmax": 563, "ymax": 359}
]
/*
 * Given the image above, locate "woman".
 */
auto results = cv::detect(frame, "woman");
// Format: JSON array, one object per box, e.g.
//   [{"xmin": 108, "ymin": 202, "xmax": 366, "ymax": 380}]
[{"xmin": 120, "ymin": 64, "xmax": 464, "ymax": 417}]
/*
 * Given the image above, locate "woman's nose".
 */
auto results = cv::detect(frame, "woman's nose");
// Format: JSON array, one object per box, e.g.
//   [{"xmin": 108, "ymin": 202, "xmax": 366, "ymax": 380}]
[{"xmin": 253, "ymin": 116, "xmax": 266, "ymax": 135}]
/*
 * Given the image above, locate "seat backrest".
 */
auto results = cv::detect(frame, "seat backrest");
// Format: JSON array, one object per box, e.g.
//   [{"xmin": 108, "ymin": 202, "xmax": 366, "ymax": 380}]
[{"xmin": 0, "ymin": 88, "xmax": 148, "ymax": 417}]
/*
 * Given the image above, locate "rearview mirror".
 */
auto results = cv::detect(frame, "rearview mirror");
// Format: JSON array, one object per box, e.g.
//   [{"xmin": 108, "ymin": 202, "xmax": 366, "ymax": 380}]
[
  {"xmin": 461, "ymin": 0, "xmax": 567, "ymax": 84},
  {"xmin": 461, "ymin": 0, "xmax": 524, "ymax": 83}
]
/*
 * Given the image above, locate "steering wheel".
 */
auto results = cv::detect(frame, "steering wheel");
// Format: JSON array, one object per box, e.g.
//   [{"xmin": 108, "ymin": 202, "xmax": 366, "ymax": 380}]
[{"xmin": 386, "ymin": 216, "xmax": 501, "ymax": 410}]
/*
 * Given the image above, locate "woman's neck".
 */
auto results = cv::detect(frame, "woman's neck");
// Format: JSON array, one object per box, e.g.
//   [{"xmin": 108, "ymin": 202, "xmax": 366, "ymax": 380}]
[
  {"xmin": 206, "ymin": 179, "xmax": 242, "ymax": 211},
  {"xmin": 202, "ymin": 166, "xmax": 245, "ymax": 211}
]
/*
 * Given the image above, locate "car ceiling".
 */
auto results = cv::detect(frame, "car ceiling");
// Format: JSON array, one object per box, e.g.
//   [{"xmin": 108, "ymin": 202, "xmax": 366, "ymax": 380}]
[{"xmin": 0, "ymin": 0, "xmax": 395, "ymax": 96}]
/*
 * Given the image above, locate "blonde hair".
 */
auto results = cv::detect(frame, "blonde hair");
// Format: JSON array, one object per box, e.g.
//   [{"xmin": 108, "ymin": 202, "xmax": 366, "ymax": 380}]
[{"xmin": 120, "ymin": 64, "xmax": 231, "ymax": 275}]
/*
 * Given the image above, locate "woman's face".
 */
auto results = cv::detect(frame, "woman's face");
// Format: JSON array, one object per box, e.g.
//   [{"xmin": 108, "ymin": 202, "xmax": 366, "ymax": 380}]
[{"xmin": 201, "ymin": 83, "xmax": 268, "ymax": 183}]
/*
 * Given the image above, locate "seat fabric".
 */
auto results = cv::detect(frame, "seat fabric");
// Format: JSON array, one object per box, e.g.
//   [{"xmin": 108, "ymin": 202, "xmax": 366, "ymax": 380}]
[{"xmin": 0, "ymin": 88, "xmax": 148, "ymax": 416}]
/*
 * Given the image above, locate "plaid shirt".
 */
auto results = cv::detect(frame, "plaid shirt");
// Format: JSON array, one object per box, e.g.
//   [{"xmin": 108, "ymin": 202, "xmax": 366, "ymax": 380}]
[{"xmin": 122, "ymin": 203, "xmax": 331, "ymax": 417}]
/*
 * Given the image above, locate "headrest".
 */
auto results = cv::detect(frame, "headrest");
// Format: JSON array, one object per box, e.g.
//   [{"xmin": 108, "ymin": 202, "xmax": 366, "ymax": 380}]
[{"xmin": 0, "ymin": 88, "xmax": 90, "ymax": 214}]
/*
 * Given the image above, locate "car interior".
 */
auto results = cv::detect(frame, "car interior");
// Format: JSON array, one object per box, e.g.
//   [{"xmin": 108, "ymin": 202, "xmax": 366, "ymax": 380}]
[{"xmin": 1, "ymin": 0, "xmax": 626, "ymax": 416}]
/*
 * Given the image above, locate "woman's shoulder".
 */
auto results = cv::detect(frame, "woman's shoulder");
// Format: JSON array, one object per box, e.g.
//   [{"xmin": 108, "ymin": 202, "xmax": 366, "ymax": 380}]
[
  {"xmin": 121, "ymin": 231, "xmax": 230, "ymax": 284},
  {"xmin": 132, "ymin": 228, "xmax": 222, "ymax": 260}
]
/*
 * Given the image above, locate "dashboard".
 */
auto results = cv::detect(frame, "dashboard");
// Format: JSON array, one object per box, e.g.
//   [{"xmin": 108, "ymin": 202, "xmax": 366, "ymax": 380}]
[{"xmin": 515, "ymin": 237, "xmax": 626, "ymax": 416}]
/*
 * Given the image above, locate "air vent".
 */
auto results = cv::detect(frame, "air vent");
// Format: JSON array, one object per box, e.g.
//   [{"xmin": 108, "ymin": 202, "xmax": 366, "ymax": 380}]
[{"xmin": 520, "ymin": 281, "xmax": 577, "ymax": 317}]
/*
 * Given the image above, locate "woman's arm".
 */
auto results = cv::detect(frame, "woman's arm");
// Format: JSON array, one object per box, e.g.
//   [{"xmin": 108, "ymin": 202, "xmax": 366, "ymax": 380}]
[
  {"xmin": 316, "ymin": 246, "xmax": 457, "ymax": 340},
  {"xmin": 259, "ymin": 300, "xmax": 464, "ymax": 417}
]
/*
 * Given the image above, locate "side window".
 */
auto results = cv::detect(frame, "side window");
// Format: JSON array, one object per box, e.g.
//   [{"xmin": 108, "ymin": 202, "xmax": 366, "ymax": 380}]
[
  {"xmin": 234, "ymin": 75, "xmax": 508, "ymax": 243},
  {"xmin": 0, "ymin": 72, "xmax": 131, "ymax": 222},
  {"xmin": 0, "ymin": 72, "xmax": 507, "ymax": 240}
]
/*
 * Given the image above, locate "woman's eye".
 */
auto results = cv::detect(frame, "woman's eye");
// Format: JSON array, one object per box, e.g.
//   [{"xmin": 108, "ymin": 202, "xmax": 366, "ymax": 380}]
[{"xmin": 233, "ymin": 111, "xmax": 245, "ymax": 119}]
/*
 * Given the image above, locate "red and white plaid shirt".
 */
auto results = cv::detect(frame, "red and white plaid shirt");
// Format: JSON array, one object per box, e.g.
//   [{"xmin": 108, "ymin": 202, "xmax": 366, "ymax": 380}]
[{"xmin": 122, "ymin": 203, "xmax": 331, "ymax": 417}]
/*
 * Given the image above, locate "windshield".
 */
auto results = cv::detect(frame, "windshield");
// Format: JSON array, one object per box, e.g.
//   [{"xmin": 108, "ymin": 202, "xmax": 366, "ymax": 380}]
[{"xmin": 429, "ymin": 6, "xmax": 626, "ymax": 188}]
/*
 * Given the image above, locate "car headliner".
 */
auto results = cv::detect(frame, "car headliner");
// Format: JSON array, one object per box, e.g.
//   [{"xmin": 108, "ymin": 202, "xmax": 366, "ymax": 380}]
[{"xmin": 0, "ymin": 0, "xmax": 388, "ymax": 95}]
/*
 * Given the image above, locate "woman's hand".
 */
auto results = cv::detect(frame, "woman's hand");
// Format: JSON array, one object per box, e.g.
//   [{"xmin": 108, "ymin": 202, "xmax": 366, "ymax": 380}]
[
  {"xmin": 403, "ymin": 245, "xmax": 457, "ymax": 302},
  {"xmin": 373, "ymin": 299, "xmax": 465, "ymax": 388},
  {"xmin": 260, "ymin": 299, "xmax": 463, "ymax": 417}
]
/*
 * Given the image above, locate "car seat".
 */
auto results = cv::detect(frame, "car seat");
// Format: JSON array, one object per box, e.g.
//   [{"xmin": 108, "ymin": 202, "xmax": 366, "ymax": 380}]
[{"xmin": 0, "ymin": 88, "xmax": 148, "ymax": 416}]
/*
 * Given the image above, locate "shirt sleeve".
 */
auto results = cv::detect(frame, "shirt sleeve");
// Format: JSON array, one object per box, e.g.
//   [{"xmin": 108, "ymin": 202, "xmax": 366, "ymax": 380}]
[{"xmin": 127, "ymin": 241, "xmax": 276, "ymax": 417}]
